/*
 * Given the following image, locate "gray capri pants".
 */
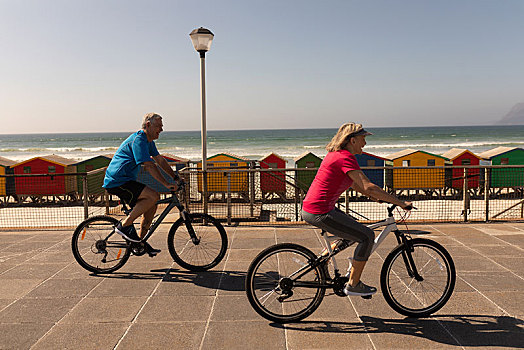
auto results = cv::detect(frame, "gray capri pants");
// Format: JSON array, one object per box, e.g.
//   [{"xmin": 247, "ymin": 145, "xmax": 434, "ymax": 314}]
[{"xmin": 301, "ymin": 207, "xmax": 375, "ymax": 261}]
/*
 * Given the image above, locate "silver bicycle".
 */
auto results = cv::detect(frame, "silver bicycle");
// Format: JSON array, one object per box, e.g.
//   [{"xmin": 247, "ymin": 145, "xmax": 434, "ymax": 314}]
[{"xmin": 245, "ymin": 204, "xmax": 456, "ymax": 323}]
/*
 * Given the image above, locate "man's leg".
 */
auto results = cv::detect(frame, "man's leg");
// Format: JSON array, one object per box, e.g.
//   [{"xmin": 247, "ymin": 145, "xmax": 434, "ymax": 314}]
[
  {"xmin": 140, "ymin": 202, "xmax": 158, "ymax": 239},
  {"xmin": 122, "ymin": 187, "xmax": 159, "ymax": 228}
]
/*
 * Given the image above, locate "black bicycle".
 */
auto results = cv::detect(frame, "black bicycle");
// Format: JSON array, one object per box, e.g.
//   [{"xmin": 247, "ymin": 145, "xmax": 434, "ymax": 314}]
[
  {"xmin": 72, "ymin": 180, "xmax": 228, "ymax": 273},
  {"xmin": 245, "ymin": 204, "xmax": 456, "ymax": 323}
]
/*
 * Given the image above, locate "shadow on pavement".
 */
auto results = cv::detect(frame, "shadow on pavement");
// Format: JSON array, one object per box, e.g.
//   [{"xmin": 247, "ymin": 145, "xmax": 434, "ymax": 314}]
[
  {"xmin": 90, "ymin": 268, "xmax": 247, "ymax": 292},
  {"xmin": 274, "ymin": 315, "xmax": 524, "ymax": 348}
]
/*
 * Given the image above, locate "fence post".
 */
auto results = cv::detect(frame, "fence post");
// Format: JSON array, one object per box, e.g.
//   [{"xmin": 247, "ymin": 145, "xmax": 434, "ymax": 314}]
[
  {"xmin": 463, "ymin": 168, "xmax": 469, "ymax": 222},
  {"xmin": 82, "ymin": 175, "xmax": 89, "ymax": 219},
  {"xmin": 227, "ymin": 172, "xmax": 232, "ymax": 226},
  {"xmin": 345, "ymin": 190, "xmax": 349, "ymax": 214},
  {"xmin": 203, "ymin": 170, "xmax": 208, "ymax": 216},
  {"xmin": 484, "ymin": 167, "xmax": 490, "ymax": 222},
  {"xmin": 105, "ymin": 190, "xmax": 109, "ymax": 215},
  {"xmin": 249, "ymin": 163, "xmax": 255, "ymax": 218}
]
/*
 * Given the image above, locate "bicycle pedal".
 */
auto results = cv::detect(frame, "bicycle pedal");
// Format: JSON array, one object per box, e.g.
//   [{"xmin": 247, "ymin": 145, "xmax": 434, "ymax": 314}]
[{"xmin": 361, "ymin": 295, "xmax": 372, "ymax": 299}]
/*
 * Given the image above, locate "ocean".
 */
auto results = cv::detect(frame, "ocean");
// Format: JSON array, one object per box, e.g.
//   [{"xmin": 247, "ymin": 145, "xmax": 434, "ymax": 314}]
[{"xmin": 1, "ymin": 125, "xmax": 523, "ymax": 164}]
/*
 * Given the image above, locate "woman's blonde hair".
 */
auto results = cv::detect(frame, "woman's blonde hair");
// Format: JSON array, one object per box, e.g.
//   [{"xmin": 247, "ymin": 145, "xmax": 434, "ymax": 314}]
[{"xmin": 325, "ymin": 122, "xmax": 365, "ymax": 152}]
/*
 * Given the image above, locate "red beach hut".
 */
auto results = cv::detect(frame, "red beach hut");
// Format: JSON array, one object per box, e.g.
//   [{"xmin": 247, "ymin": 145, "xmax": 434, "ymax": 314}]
[
  {"xmin": 441, "ymin": 148, "xmax": 481, "ymax": 189},
  {"xmin": 13, "ymin": 155, "xmax": 77, "ymax": 196},
  {"xmin": 259, "ymin": 153, "xmax": 287, "ymax": 199}
]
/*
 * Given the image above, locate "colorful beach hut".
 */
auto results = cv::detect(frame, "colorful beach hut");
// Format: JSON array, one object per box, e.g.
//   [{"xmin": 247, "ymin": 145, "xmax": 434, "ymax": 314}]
[
  {"xmin": 161, "ymin": 154, "xmax": 190, "ymax": 172},
  {"xmin": 259, "ymin": 153, "xmax": 287, "ymax": 199},
  {"xmin": 386, "ymin": 149, "xmax": 451, "ymax": 189},
  {"xmin": 294, "ymin": 152, "xmax": 322, "ymax": 192},
  {"xmin": 197, "ymin": 153, "xmax": 251, "ymax": 196},
  {"xmin": 355, "ymin": 152, "xmax": 388, "ymax": 188},
  {"xmin": 0, "ymin": 156, "xmax": 16, "ymax": 196},
  {"xmin": 13, "ymin": 155, "xmax": 77, "ymax": 195},
  {"xmin": 441, "ymin": 148, "xmax": 481, "ymax": 189},
  {"xmin": 478, "ymin": 147, "xmax": 524, "ymax": 187},
  {"xmin": 73, "ymin": 155, "xmax": 112, "ymax": 194},
  {"xmin": 135, "ymin": 154, "xmax": 189, "ymax": 193}
]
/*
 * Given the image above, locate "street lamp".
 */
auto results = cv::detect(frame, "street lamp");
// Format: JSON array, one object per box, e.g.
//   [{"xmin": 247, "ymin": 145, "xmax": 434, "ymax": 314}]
[{"xmin": 190, "ymin": 27, "xmax": 214, "ymax": 173}]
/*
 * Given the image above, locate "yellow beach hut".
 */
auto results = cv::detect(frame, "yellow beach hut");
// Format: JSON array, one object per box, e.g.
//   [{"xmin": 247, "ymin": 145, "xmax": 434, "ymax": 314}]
[
  {"xmin": 386, "ymin": 149, "xmax": 451, "ymax": 190},
  {"xmin": 197, "ymin": 153, "xmax": 251, "ymax": 197}
]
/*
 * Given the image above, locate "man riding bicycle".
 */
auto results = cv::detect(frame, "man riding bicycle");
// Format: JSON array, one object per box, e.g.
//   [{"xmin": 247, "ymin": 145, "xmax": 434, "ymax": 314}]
[{"xmin": 103, "ymin": 113, "xmax": 179, "ymax": 254}]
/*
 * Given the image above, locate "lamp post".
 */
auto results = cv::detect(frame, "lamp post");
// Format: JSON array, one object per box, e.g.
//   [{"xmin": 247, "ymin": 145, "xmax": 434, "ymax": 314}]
[
  {"xmin": 190, "ymin": 27, "xmax": 214, "ymax": 214},
  {"xmin": 190, "ymin": 27, "xmax": 214, "ymax": 173}
]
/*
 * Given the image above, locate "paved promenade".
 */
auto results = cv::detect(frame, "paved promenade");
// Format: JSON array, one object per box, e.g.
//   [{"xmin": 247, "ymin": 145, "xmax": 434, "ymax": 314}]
[{"xmin": 0, "ymin": 222, "xmax": 523, "ymax": 349}]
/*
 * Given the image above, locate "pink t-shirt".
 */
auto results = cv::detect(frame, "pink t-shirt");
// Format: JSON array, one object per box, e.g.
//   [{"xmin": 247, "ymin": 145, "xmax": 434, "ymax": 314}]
[{"xmin": 302, "ymin": 150, "xmax": 361, "ymax": 214}]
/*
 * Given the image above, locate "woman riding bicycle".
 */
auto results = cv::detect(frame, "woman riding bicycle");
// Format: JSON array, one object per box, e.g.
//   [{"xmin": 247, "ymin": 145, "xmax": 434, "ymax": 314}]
[{"xmin": 301, "ymin": 122, "xmax": 412, "ymax": 296}]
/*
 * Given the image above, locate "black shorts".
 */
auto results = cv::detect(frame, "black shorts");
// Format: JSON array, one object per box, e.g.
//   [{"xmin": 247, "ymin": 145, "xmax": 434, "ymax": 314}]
[{"xmin": 105, "ymin": 181, "xmax": 146, "ymax": 208}]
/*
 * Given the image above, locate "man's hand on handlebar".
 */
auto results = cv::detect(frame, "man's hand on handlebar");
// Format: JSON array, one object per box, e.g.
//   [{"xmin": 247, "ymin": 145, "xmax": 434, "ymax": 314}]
[{"xmin": 402, "ymin": 201, "xmax": 413, "ymax": 210}]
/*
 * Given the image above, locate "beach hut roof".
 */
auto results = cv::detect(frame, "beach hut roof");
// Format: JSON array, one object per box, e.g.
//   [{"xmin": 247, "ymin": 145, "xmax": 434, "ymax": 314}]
[
  {"xmin": 387, "ymin": 149, "xmax": 448, "ymax": 160},
  {"xmin": 72, "ymin": 154, "xmax": 113, "ymax": 165},
  {"xmin": 161, "ymin": 153, "xmax": 190, "ymax": 162},
  {"xmin": 477, "ymin": 146, "xmax": 519, "ymax": 160},
  {"xmin": 259, "ymin": 152, "xmax": 286, "ymax": 162},
  {"xmin": 14, "ymin": 154, "xmax": 77, "ymax": 167},
  {"xmin": 386, "ymin": 149, "xmax": 418, "ymax": 160},
  {"xmin": 293, "ymin": 151, "xmax": 322, "ymax": 162},
  {"xmin": 0, "ymin": 156, "xmax": 16, "ymax": 167},
  {"xmin": 441, "ymin": 148, "xmax": 479, "ymax": 160},
  {"xmin": 208, "ymin": 153, "xmax": 251, "ymax": 161},
  {"xmin": 361, "ymin": 151, "xmax": 390, "ymax": 161}
]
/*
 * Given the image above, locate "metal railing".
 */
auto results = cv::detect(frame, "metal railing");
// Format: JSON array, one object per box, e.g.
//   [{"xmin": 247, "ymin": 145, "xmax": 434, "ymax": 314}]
[{"xmin": 1, "ymin": 165, "xmax": 523, "ymax": 229}]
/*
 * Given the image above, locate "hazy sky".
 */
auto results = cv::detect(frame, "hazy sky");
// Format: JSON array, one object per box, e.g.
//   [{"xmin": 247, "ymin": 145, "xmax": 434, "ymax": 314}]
[{"xmin": 1, "ymin": 0, "xmax": 523, "ymax": 134}]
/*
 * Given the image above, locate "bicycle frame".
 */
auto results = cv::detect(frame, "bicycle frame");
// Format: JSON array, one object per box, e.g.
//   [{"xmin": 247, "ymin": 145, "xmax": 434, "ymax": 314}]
[
  {"xmin": 120, "ymin": 190, "xmax": 197, "ymax": 244},
  {"xmin": 320, "ymin": 215, "xmax": 398, "ymax": 274}
]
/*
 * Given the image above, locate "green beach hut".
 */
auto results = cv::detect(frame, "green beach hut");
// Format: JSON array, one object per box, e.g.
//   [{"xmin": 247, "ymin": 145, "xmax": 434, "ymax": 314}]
[
  {"xmin": 74, "ymin": 155, "xmax": 112, "ymax": 195},
  {"xmin": 294, "ymin": 152, "xmax": 322, "ymax": 192},
  {"xmin": 478, "ymin": 147, "xmax": 524, "ymax": 187},
  {"xmin": 0, "ymin": 156, "xmax": 16, "ymax": 196}
]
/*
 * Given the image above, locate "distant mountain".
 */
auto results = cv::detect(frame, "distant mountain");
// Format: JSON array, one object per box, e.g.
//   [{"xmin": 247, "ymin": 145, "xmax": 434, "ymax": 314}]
[{"xmin": 497, "ymin": 103, "xmax": 524, "ymax": 125}]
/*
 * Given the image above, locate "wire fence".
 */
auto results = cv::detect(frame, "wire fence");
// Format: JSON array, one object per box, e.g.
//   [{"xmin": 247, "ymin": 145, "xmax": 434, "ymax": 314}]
[{"xmin": 1, "ymin": 164, "xmax": 523, "ymax": 229}]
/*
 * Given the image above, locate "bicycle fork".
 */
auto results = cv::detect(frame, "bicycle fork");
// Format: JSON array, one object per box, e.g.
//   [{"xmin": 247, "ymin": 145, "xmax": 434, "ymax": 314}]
[
  {"xmin": 397, "ymin": 234, "xmax": 423, "ymax": 281},
  {"xmin": 181, "ymin": 211, "xmax": 200, "ymax": 245}
]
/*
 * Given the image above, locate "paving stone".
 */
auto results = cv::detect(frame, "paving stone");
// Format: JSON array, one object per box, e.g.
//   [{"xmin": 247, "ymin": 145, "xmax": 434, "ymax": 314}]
[
  {"xmin": 201, "ymin": 320, "xmax": 286, "ymax": 350},
  {"xmin": 460, "ymin": 272, "xmax": 524, "ymax": 292},
  {"xmin": 0, "ymin": 297, "xmax": 80, "ymax": 323},
  {"xmin": 0, "ymin": 279, "xmax": 42, "ymax": 299},
  {"xmin": 137, "ymin": 295, "xmax": 214, "ymax": 322},
  {"xmin": 25, "ymin": 278, "xmax": 101, "ymax": 298},
  {"xmin": 0, "ymin": 263, "xmax": 68, "ymax": 280},
  {"xmin": 31, "ymin": 322, "xmax": 128, "ymax": 350},
  {"xmin": 483, "ymin": 291, "xmax": 524, "ymax": 316},
  {"xmin": 211, "ymin": 295, "xmax": 261, "ymax": 321},
  {"xmin": 61, "ymin": 296, "xmax": 147, "ymax": 323},
  {"xmin": 285, "ymin": 320, "xmax": 374, "ymax": 350},
  {"xmin": 157, "ymin": 270, "xmax": 220, "ymax": 296},
  {"xmin": 118, "ymin": 322, "xmax": 206, "ymax": 349},
  {"xmin": 88, "ymin": 276, "xmax": 159, "ymax": 297},
  {"xmin": 0, "ymin": 323, "xmax": 53, "ymax": 350},
  {"xmin": 435, "ymin": 315, "xmax": 524, "ymax": 348}
]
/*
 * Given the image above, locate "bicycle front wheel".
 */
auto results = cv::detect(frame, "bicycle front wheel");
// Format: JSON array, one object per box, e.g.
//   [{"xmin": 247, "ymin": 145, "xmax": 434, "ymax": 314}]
[
  {"xmin": 72, "ymin": 216, "xmax": 131, "ymax": 274},
  {"xmin": 245, "ymin": 243, "xmax": 327, "ymax": 323},
  {"xmin": 381, "ymin": 238, "xmax": 456, "ymax": 317},
  {"xmin": 167, "ymin": 213, "xmax": 228, "ymax": 271}
]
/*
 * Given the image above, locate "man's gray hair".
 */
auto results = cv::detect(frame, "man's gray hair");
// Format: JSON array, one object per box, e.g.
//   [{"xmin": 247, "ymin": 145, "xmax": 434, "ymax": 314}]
[{"xmin": 142, "ymin": 113, "xmax": 162, "ymax": 129}]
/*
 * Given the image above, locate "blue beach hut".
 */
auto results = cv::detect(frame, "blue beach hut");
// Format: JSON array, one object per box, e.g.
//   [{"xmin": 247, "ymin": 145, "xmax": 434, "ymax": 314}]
[{"xmin": 355, "ymin": 152, "xmax": 389, "ymax": 188}]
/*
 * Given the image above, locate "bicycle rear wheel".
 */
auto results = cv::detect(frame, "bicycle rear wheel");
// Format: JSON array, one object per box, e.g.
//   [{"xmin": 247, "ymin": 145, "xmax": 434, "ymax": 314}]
[
  {"xmin": 72, "ymin": 216, "xmax": 131, "ymax": 274},
  {"xmin": 381, "ymin": 238, "xmax": 455, "ymax": 317},
  {"xmin": 245, "ymin": 243, "xmax": 327, "ymax": 323},
  {"xmin": 167, "ymin": 213, "xmax": 228, "ymax": 271}
]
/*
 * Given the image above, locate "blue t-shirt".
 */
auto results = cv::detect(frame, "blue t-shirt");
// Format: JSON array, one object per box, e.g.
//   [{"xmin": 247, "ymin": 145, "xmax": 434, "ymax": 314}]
[{"xmin": 103, "ymin": 130, "xmax": 159, "ymax": 188}]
